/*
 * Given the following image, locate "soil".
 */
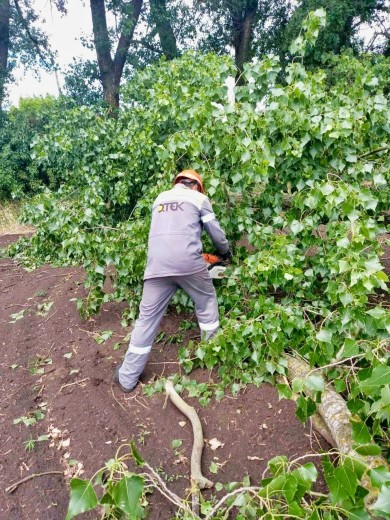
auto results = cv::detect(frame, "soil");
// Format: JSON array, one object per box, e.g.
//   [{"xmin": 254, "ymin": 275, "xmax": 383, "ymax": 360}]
[{"xmin": 1, "ymin": 233, "xmax": 388, "ymax": 520}]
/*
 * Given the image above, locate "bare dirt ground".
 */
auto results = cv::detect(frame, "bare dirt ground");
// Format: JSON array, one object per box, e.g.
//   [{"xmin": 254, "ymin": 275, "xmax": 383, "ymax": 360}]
[{"xmin": 4, "ymin": 233, "xmax": 389, "ymax": 520}]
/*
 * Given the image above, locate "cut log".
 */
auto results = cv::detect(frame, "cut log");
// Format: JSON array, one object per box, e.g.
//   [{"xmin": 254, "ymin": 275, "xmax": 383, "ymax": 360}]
[{"xmin": 286, "ymin": 354, "xmax": 389, "ymax": 508}]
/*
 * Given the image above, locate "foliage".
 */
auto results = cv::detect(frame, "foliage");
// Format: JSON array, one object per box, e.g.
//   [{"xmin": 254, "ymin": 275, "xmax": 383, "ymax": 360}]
[
  {"xmin": 62, "ymin": 58, "xmax": 103, "ymax": 107},
  {"xmin": 10, "ymin": 12, "xmax": 390, "ymax": 516},
  {"xmin": 0, "ymin": 96, "xmax": 69, "ymax": 199},
  {"xmin": 67, "ymin": 442, "xmax": 390, "ymax": 519},
  {"xmin": 66, "ymin": 442, "xmax": 145, "ymax": 520},
  {"xmin": 1, "ymin": 0, "xmax": 64, "ymax": 107},
  {"xmin": 322, "ymin": 51, "xmax": 390, "ymax": 94},
  {"xmin": 280, "ymin": 0, "xmax": 389, "ymax": 66},
  {"xmin": 195, "ymin": 0, "xmax": 293, "ymax": 64}
]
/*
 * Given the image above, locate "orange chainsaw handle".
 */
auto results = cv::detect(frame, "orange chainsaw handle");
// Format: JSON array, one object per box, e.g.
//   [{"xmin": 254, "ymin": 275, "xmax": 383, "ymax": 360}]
[{"xmin": 202, "ymin": 253, "xmax": 221, "ymax": 265}]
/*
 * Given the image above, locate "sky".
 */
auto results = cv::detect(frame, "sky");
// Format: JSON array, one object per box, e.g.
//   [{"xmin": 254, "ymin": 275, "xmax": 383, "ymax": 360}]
[{"xmin": 9, "ymin": 0, "xmax": 94, "ymax": 106}]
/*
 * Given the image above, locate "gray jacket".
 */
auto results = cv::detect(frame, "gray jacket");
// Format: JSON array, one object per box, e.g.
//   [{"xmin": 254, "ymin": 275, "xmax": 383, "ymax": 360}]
[{"xmin": 144, "ymin": 184, "xmax": 229, "ymax": 279}]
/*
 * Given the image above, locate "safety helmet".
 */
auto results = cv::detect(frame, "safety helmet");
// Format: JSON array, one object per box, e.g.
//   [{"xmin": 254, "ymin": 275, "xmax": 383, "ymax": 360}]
[{"xmin": 174, "ymin": 170, "xmax": 205, "ymax": 194}]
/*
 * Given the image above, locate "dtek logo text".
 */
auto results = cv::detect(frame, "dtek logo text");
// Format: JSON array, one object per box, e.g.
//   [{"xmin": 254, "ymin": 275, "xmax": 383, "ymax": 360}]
[{"xmin": 157, "ymin": 202, "xmax": 184, "ymax": 212}]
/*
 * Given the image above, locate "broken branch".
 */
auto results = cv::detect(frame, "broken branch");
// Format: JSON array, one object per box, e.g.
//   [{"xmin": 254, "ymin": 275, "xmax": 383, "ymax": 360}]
[
  {"xmin": 165, "ymin": 380, "xmax": 213, "ymax": 516},
  {"xmin": 6, "ymin": 470, "xmax": 63, "ymax": 494}
]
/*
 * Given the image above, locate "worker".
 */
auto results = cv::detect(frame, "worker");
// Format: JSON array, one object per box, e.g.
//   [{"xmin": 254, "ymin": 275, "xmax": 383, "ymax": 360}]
[{"xmin": 115, "ymin": 170, "xmax": 231, "ymax": 392}]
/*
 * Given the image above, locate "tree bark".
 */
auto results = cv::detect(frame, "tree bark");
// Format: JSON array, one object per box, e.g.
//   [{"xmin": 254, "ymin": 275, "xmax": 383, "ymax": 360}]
[
  {"xmin": 229, "ymin": 0, "xmax": 258, "ymax": 77},
  {"xmin": 149, "ymin": 0, "xmax": 179, "ymax": 60},
  {"xmin": 0, "ymin": 0, "xmax": 10, "ymax": 109},
  {"xmin": 90, "ymin": 0, "xmax": 143, "ymax": 112},
  {"xmin": 286, "ymin": 354, "xmax": 389, "ymax": 509}
]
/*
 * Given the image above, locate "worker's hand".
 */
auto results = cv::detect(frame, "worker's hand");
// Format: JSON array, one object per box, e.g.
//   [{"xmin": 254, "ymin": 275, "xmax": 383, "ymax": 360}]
[{"xmin": 218, "ymin": 249, "xmax": 232, "ymax": 265}]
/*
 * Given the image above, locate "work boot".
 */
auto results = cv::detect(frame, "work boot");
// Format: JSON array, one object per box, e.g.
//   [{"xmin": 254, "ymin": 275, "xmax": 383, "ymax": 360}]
[{"xmin": 114, "ymin": 366, "xmax": 137, "ymax": 393}]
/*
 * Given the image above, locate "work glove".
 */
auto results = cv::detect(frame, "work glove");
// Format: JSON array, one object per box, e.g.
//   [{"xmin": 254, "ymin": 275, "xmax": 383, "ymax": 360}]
[{"xmin": 218, "ymin": 248, "xmax": 232, "ymax": 266}]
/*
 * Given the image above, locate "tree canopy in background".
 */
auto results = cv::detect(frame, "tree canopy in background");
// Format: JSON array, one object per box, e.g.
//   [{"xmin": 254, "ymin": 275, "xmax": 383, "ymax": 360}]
[
  {"xmin": 281, "ymin": 0, "xmax": 390, "ymax": 66},
  {"xmin": 68, "ymin": 0, "xmax": 389, "ymax": 107},
  {"xmin": 1, "ymin": 0, "xmax": 388, "ymax": 109},
  {"xmin": 0, "ymin": 0, "xmax": 67, "ymax": 109}
]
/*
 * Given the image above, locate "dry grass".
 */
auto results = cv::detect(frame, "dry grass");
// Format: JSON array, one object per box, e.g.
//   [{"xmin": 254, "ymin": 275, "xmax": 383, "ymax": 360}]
[{"xmin": 0, "ymin": 202, "xmax": 35, "ymax": 236}]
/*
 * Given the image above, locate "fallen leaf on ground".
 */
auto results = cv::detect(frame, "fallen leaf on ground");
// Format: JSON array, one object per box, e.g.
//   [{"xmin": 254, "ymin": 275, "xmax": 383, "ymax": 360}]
[
  {"xmin": 174, "ymin": 455, "xmax": 188, "ymax": 465},
  {"xmin": 208, "ymin": 437, "xmax": 225, "ymax": 450},
  {"xmin": 60, "ymin": 438, "xmax": 70, "ymax": 448}
]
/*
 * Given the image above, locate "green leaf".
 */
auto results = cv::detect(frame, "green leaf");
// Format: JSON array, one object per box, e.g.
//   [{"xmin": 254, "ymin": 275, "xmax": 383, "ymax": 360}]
[
  {"xmin": 290, "ymin": 220, "xmax": 304, "ymax": 235},
  {"xmin": 130, "ymin": 440, "xmax": 145, "ymax": 466},
  {"xmin": 292, "ymin": 378, "xmax": 304, "ymax": 393},
  {"xmin": 268, "ymin": 456, "xmax": 288, "ymax": 477},
  {"xmin": 354, "ymin": 444, "xmax": 382, "ymax": 456},
  {"xmin": 360, "ymin": 366, "xmax": 390, "ymax": 394},
  {"xmin": 337, "ymin": 237, "xmax": 350, "ymax": 248},
  {"xmin": 209, "ymin": 461, "xmax": 220, "ymax": 474},
  {"xmin": 276, "ymin": 383, "xmax": 292, "ymax": 400},
  {"xmin": 364, "ymin": 257, "xmax": 382, "ymax": 274},
  {"xmin": 340, "ymin": 339, "xmax": 359, "ymax": 358},
  {"xmin": 369, "ymin": 466, "xmax": 390, "ymax": 488},
  {"xmin": 366, "ymin": 307, "xmax": 386, "ymax": 319},
  {"xmin": 294, "ymin": 463, "xmax": 318, "ymax": 484},
  {"xmin": 171, "ymin": 439, "xmax": 182, "ymax": 449},
  {"xmin": 112, "ymin": 475, "xmax": 144, "ymax": 518},
  {"xmin": 320, "ymin": 183, "xmax": 334, "ymax": 195},
  {"xmin": 324, "ymin": 457, "xmax": 345, "ymax": 504},
  {"xmin": 66, "ymin": 479, "xmax": 98, "ymax": 520},
  {"xmin": 351, "ymin": 421, "xmax": 371, "ymax": 444},
  {"xmin": 316, "ymin": 329, "xmax": 332, "ymax": 343},
  {"xmin": 334, "ymin": 464, "xmax": 358, "ymax": 500},
  {"xmin": 232, "ymin": 172, "xmax": 243, "ymax": 184},
  {"xmin": 372, "ymin": 484, "xmax": 390, "ymax": 515},
  {"xmin": 305, "ymin": 375, "xmax": 324, "ymax": 392}
]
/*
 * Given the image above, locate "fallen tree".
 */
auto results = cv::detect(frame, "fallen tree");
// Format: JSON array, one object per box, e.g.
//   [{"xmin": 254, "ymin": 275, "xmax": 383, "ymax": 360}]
[{"xmin": 286, "ymin": 353, "xmax": 389, "ymax": 509}]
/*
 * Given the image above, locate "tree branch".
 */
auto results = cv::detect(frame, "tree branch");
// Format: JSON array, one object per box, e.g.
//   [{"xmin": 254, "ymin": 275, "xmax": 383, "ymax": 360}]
[
  {"xmin": 6, "ymin": 470, "xmax": 63, "ymax": 494},
  {"xmin": 165, "ymin": 380, "xmax": 213, "ymax": 494},
  {"xmin": 149, "ymin": 0, "xmax": 179, "ymax": 60},
  {"xmin": 90, "ymin": 0, "xmax": 114, "ymax": 81},
  {"xmin": 113, "ymin": 0, "xmax": 143, "ymax": 84},
  {"xmin": 132, "ymin": 38, "xmax": 162, "ymax": 55},
  {"xmin": 359, "ymin": 146, "xmax": 389, "ymax": 159},
  {"xmin": 13, "ymin": 0, "xmax": 52, "ymax": 68}
]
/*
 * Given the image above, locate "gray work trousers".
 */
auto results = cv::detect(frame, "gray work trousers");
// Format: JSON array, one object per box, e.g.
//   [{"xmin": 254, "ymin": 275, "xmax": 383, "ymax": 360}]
[{"xmin": 118, "ymin": 268, "xmax": 219, "ymax": 390}]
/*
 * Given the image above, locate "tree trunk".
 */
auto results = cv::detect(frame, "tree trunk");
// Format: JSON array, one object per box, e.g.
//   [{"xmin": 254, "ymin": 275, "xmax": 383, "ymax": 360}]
[
  {"xmin": 286, "ymin": 354, "xmax": 389, "ymax": 509},
  {"xmin": 90, "ymin": 0, "xmax": 143, "ymax": 112},
  {"xmin": 149, "ymin": 0, "xmax": 179, "ymax": 60},
  {"xmin": 229, "ymin": 0, "xmax": 258, "ymax": 78},
  {"xmin": 0, "ymin": 0, "xmax": 10, "ymax": 109}
]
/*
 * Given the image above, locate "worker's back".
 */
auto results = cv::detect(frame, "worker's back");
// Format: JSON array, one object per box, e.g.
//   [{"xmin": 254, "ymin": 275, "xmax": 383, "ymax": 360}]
[{"xmin": 144, "ymin": 184, "xmax": 207, "ymax": 279}]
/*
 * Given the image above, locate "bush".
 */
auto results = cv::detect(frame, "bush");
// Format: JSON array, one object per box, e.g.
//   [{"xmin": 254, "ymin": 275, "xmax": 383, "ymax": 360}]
[{"xmin": 0, "ymin": 96, "xmax": 70, "ymax": 199}]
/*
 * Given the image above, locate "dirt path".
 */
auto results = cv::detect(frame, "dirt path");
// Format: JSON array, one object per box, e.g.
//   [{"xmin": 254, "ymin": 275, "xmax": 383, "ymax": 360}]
[{"xmin": 1, "ymin": 234, "xmax": 332, "ymax": 519}]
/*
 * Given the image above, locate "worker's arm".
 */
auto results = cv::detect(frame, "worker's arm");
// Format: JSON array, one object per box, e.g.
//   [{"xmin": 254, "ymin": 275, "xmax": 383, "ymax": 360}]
[{"xmin": 200, "ymin": 198, "xmax": 230, "ymax": 255}]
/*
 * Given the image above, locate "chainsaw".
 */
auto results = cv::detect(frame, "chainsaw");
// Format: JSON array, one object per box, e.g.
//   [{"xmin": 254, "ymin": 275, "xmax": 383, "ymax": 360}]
[{"xmin": 202, "ymin": 253, "xmax": 229, "ymax": 279}]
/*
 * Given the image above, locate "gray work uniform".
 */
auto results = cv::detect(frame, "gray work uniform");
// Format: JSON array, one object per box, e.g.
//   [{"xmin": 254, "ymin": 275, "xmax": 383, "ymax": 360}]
[{"xmin": 118, "ymin": 183, "xmax": 229, "ymax": 390}]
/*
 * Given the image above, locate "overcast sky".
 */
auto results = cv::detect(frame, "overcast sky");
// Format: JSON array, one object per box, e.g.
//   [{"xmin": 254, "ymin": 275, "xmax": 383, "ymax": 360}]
[{"xmin": 9, "ymin": 0, "xmax": 94, "ymax": 106}]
